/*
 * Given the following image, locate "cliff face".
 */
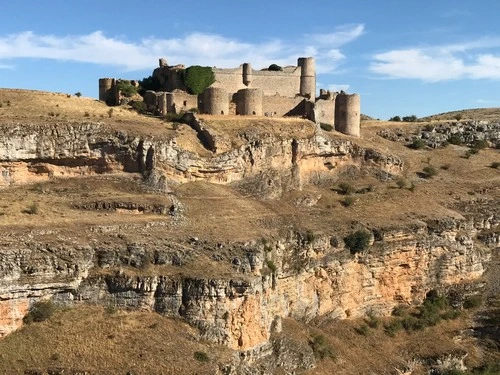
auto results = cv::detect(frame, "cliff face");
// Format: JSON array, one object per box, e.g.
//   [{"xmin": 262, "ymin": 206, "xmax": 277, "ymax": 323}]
[
  {"xmin": 0, "ymin": 216, "xmax": 490, "ymax": 351},
  {"xmin": 0, "ymin": 121, "xmax": 402, "ymax": 191}
]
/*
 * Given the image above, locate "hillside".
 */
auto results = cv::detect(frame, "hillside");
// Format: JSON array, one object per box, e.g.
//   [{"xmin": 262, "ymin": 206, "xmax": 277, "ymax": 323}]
[
  {"xmin": 420, "ymin": 107, "xmax": 500, "ymax": 122},
  {"xmin": 0, "ymin": 88, "xmax": 498, "ymax": 374}
]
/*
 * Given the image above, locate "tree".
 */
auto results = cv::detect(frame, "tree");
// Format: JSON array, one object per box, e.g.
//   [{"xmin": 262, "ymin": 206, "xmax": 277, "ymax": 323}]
[
  {"xmin": 389, "ymin": 116, "xmax": 401, "ymax": 122},
  {"xmin": 268, "ymin": 64, "xmax": 283, "ymax": 71},
  {"xmin": 181, "ymin": 66, "xmax": 215, "ymax": 95},
  {"xmin": 344, "ymin": 230, "xmax": 371, "ymax": 254},
  {"xmin": 402, "ymin": 115, "xmax": 418, "ymax": 122}
]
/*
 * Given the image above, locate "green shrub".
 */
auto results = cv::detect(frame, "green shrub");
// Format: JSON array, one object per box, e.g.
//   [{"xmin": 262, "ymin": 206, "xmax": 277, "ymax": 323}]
[
  {"xmin": 268, "ymin": 64, "xmax": 283, "ymax": 71},
  {"xmin": 355, "ymin": 324, "xmax": 370, "ymax": 336},
  {"xmin": 309, "ymin": 334, "xmax": 335, "ymax": 360},
  {"xmin": 138, "ymin": 75, "xmax": 161, "ymax": 95},
  {"xmin": 107, "ymin": 108, "xmax": 114, "ymax": 118},
  {"xmin": 320, "ymin": 123, "xmax": 333, "ymax": 131},
  {"xmin": 395, "ymin": 177, "xmax": 406, "ymax": 189},
  {"xmin": 454, "ymin": 114, "xmax": 463, "ymax": 121},
  {"xmin": 341, "ymin": 196, "xmax": 355, "ymax": 207},
  {"xmin": 74, "ymin": 92, "xmax": 82, "ymax": 97},
  {"xmin": 392, "ymin": 305, "xmax": 409, "ymax": 317},
  {"xmin": 448, "ymin": 134, "xmax": 463, "ymax": 145},
  {"xmin": 490, "ymin": 162, "xmax": 500, "ymax": 169},
  {"xmin": 193, "ymin": 351, "xmax": 209, "ymax": 363},
  {"xmin": 181, "ymin": 66, "xmax": 215, "ymax": 95},
  {"xmin": 402, "ymin": 115, "xmax": 418, "ymax": 122},
  {"xmin": 441, "ymin": 164, "xmax": 451, "ymax": 170},
  {"xmin": 305, "ymin": 230, "xmax": 315, "ymax": 243},
  {"xmin": 131, "ymin": 101, "xmax": 148, "ymax": 114},
  {"xmin": 389, "ymin": 116, "xmax": 401, "ymax": 122},
  {"xmin": 384, "ymin": 319, "xmax": 403, "ymax": 336},
  {"xmin": 337, "ymin": 182, "xmax": 354, "ymax": 195},
  {"xmin": 344, "ymin": 230, "xmax": 371, "ymax": 254},
  {"xmin": 116, "ymin": 80, "xmax": 138, "ymax": 98},
  {"xmin": 463, "ymin": 295, "xmax": 482, "ymax": 309},
  {"xmin": 23, "ymin": 300, "xmax": 56, "ymax": 324},
  {"xmin": 421, "ymin": 166, "xmax": 437, "ymax": 178},
  {"xmin": 266, "ymin": 260, "xmax": 277, "ymax": 273},
  {"xmin": 23, "ymin": 202, "xmax": 39, "ymax": 215},
  {"xmin": 464, "ymin": 148, "xmax": 478, "ymax": 158},
  {"xmin": 472, "ymin": 139, "xmax": 489, "ymax": 150},
  {"xmin": 408, "ymin": 138, "xmax": 426, "ymax": 149}
]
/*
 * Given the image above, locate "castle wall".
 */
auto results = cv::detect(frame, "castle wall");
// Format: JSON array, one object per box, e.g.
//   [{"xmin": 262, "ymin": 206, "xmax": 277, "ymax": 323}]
[
  {"xmin": 212, "ymin": 65, "xmax": 301, "ymax": 98},
  {"xmin": 167, "ymin": 91, "xmax": 198, "ymax": 114},
  {"xmin": 335, "ymin": 93, "xmax": 360, "ymax": 137},
  {"xmin": 237, "ymin": 88, "xmax": 263, "ymax": 116},
  {"xmin": 312, "ymin": 98, "xmax": 335, "ymax": 127},
  {"xmin": 262, "ymin": 95, "xmax": 305, "ymax": 117}
]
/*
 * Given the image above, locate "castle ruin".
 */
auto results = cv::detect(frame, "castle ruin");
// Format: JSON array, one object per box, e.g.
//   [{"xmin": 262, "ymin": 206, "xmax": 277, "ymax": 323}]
[{"xmin": 99, "ymin": 57, "xmax": 361, "ymax": 137}]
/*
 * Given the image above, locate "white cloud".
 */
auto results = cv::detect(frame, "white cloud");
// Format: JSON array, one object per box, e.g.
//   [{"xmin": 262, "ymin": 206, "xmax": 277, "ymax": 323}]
[
  {"xmin": 370, "ymin": 38, "xmax": 500, "ymax": 81},
  {"xmin": 0, "ymin": 25, "xmax": 364, "ymax": 72},
  {"xmin": 305, "ymin": 24, "xmax": 365, "ymax": 47}
]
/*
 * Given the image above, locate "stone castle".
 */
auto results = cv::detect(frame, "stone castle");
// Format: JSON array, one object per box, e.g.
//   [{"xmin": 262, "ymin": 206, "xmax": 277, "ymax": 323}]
[{"xmin": 99, "ymin": 57, "xmax": 361, "ymax": 136}]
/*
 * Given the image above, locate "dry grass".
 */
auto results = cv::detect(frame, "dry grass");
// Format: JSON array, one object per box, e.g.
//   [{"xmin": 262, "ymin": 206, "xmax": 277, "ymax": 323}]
[{"xmin": 0, "ymin": 305, "xmax": 232, "ymax": 375}]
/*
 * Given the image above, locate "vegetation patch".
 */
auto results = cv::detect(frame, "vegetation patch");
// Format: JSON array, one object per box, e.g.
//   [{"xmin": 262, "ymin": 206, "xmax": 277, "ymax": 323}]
[
  {"xmin": 320, "ymin": 123, "xmax": 333, "ymax": 131},
  {"xmin": 116, "ymin": 80, "xmax": 138, "ymax": 98},
  {"xmin": 181, "ymin": 66, "xmax": 215, "ymax": 95},
  {"xmin": 23, "ymin": 300, "xmax": 56, "ymax": 324},
  {"xmin": 309, "ymin": 334, "xmax": 335, "ymax": 360},
  {"xmin": 344, "ymin": 230, "xmax": 371, "ymax": 254}
]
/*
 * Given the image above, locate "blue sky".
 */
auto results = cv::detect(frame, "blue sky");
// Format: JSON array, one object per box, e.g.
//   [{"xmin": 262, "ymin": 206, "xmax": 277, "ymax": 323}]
[{"xmin": 1, "ymin": 0, "xmax": 500, "ymax": 119}]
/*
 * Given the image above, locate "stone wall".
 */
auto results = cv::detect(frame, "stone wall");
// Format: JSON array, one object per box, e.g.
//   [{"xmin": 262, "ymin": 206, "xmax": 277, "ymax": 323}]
[{"xmin": 262, "ymin": 95, "xmax": 305, "ymax": 117}]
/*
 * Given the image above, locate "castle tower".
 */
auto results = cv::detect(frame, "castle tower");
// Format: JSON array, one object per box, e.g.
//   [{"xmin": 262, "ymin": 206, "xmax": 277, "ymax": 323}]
[
  {"xmin": 204, "ymin": 87, "xmax": 229, "ymax": 115},
  {"xmin": 98, "ymin": 78, "xmax": 115, "ymax": 102},
  {"xmin": 242, "ymin": 63, "xmax": 252, "ymax": 86},
  {"xmin": 298, "ymin": 57, "xmax": 316, "ymax": 98},
  {"xmin": 335, "ymin": 93, "xmax": 360, "ymax": 137},
  {"xmin": 236, "ymin": 88, "xmax": 263, "ymax": 116}
]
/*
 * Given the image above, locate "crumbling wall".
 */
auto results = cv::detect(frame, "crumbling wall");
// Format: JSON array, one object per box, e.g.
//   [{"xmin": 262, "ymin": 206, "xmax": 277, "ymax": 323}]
[{"xmin": 312, "ymin": 98, "xmax": 335, "ymax": 127}]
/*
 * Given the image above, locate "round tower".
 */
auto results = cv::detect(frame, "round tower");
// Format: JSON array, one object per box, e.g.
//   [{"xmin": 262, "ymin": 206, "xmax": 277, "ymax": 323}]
[
  {"xmin": 298, "ymin": 57, "xmax": 316, "ymax": 98},
  {"xmin": 236, "ymin": 88, "xmax": 263, "ymax": 116},
  {"xmin": 203, "ymin": 87, "xmax": 229, "ymax": 115},
  {"xmin": 334, "ymin": 93, "xmax": 361, "ymax": 137},
  {"xmin": 98, "ymin": 78, "xmax": 114, "ymax": 102},
  {"xmin": 242, "ymin": 63, "xmax": 252, "ymax": 86}
]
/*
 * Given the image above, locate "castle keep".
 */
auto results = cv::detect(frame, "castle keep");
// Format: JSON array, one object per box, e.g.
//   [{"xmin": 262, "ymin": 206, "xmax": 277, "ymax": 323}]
[{"xmin": 99, "ymin": 57, "xmax": 361, "ymax": 136}]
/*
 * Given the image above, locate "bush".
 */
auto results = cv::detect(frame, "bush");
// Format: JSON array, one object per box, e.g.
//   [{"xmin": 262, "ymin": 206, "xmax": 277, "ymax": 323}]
[
  {"xmin": 421, "ymin": 166, "xmax": 437, "ymax": 178},
  {"xmin": 23, "ymin": 202, "xmax": 39, "ymax": 215},
  {"xmin": 402, "ymin": 115, "xmax": 418, "ymax": 122},
  {"xmin": 116, "ymin": 80, "xmax": 138, "ymax": 98},
  {"xmin": 181, "ymin": 66, "xmax": 215, "ymax": 95},
  {"xmin": 389, "ymin": 116, "xmax": 401, "ymax": 122},
  {"xmin": 74, "ymin": 92, "xmax": 82, "ymax": 97},
  {"xmin": 138, "ymin": 75, "xmax": 161, "ymax": 95},
  {"xmin": 266, "ymin": 260, "xmax": 277, "ymax": 273},
  {"xmin": 448, "ymin": 134, "xmax": 463, "ymax": 145},
  {"xmin": 193, "ymin": 351, "xmax": 209, "ymax": 363},
  {"xmin": 472, "ymin": 139, "xmax": 489, "ymax": 150},
  {"xmin": 341, "ymin": 196, "xmax": 355, "ymax": 207},
  {"xmin": 107, "ymin": 108, "xmax": 114, "ymax": 118},
  {"xmin": 464, "ymin": 148, "xmax": 478, "ymax": 159},
  {"xmin": 268, "ymin": 64, "xmax": 283, "ymax": 71},
  {"xmin": 344, "ymin": 230, "xmax": 371, "ymax": 254},
  {"xmin": 130, "ymin": 101, "xmax": 148, "ymax": 114},
  {"xmin": 337, "ymin": 182, "xmax": 354, "ymax": 195},
  {"xmin": 395, "ymin": 177, "xmax": 406, "ymax": 189},
  {"xmin": 454, "ymin": 114, "xmax": 463, "ymax": 121},
  {"xmin": 355, "ymin": 324, "xmax": 370, "ymax": 336},
  {"xmin": 463, "ymin": 295, "xmax": 482, "ymax": 309},
  {"xmin": 309, "ymin": 334, "xmax": 335, "ymax": 360},
  {"xmin": 320, "ymin": 123, "xmax": 333, "ymax": 131},
  {"xmin": 408, "ymin": 138, "xmax": 426, "ymax": 149},
  {"xmin": 23, "ymin": 300, "xmax": 56, "ymax": 324},
  {"xmin": 384, "ymin": 319, "xmax": 403, "ymax": 336},
  {"xmin": 490, "ymin": 162, "xmax": 500, "ymax": 169}
]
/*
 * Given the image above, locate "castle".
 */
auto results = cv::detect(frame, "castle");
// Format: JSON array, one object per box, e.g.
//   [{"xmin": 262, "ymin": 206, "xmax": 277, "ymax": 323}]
[{"xmin": 99, "ymin": 57, "xmax": 361, "ymax": 137}]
